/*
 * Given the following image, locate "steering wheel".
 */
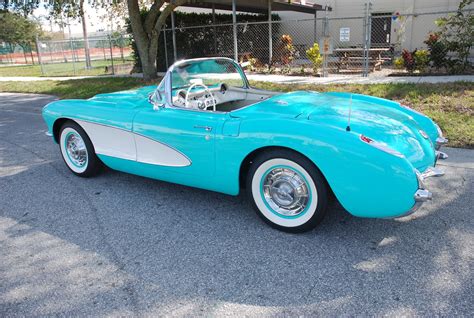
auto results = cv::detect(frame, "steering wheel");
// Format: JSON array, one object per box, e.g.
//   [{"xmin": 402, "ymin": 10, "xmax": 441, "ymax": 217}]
[{"xmin": 185, "ymin": 82, "xmax": 216, "ymax": 111}]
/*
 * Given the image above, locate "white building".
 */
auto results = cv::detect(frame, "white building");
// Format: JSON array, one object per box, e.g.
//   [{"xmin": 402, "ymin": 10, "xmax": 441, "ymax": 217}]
[{"xmin": 278, "ymin": 0, "xmax": 469, "ymax": 51}]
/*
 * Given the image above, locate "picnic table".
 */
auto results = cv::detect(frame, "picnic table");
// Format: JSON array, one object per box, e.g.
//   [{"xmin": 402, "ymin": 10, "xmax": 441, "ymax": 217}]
[{"xmin": 333, "ymin": 47, "xmax": 390, "ymax": 72}]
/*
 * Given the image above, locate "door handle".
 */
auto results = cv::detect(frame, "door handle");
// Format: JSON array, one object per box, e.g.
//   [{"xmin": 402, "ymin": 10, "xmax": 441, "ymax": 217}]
[{"xmin": 193, "ymin": 125, "xmax": 213, "ymax": 132}]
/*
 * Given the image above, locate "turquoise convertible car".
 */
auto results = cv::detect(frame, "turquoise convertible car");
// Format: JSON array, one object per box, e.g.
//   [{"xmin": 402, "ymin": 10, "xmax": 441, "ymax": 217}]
[{"xmin": 43, "ymin": 57, "xmax": 448, "ymax": 232}]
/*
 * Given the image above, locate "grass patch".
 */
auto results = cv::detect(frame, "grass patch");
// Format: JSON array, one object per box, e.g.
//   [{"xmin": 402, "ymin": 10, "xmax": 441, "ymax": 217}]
[
  {"xmin": 0, "ymin": 78, "xmax": 472, "ymax": 148},
  {"xmin": 0, "ymin": 59, "xmax": 134, "ymax": 77},
  {"xmin": 0, "ymin": 77, "xmax": 150, "ymax": 99}
]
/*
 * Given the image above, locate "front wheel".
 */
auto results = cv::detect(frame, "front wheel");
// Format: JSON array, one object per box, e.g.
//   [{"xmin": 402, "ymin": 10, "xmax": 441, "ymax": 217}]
[
  {"xmin": 246, "ymin": 150, "xmax": 328, "ymax": 233},
  {"xmin": 59, "ymin": 121, "xmax": 102, "ymax": 177}
]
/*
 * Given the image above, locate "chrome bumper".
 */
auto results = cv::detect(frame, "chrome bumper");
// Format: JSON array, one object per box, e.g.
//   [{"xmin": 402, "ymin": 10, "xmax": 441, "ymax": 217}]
[
  {"xmin": 403, "ymin": 165, "xmax": 445, "ymax": 217},
  {"xmin": 402, "ymin": 125, "xmax": 448, "ymax": 216},
  {"xmin": 435, "ymin": 136, "xmax": 448, "ymax": 150},
  {"xmin": 45, "ymin": 131, "xmax": 53, "ymax": 137}
]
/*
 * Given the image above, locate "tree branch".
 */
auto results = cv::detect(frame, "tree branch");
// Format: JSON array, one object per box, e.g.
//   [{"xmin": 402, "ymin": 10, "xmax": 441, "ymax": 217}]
[
  {"xmin": 152, "ymin": 0, "xmax": 189, "ymax": 34},
  {"xmin": 144, "ymin": 0, "xmax": 165, "ymax": 35}
]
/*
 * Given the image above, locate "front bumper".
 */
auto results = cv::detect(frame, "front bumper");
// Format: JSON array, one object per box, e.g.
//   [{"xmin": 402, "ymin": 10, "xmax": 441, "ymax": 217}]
[{"xmin": 400, "ymin": 128, "xmax": 448, "ymax": 217}]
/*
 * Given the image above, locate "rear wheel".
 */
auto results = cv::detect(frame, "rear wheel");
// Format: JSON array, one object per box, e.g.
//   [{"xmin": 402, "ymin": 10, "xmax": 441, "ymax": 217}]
[
  {"xmin": 59, "ymin": 121, "xmax": 102, "ymax": 177},
  {"xmin": 246, "ymin": 150, "xmax": 328, "ymax": 233}
]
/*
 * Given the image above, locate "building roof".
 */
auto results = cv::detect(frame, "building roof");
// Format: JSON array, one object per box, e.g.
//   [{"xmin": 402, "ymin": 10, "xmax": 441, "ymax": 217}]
[{"xmin": 181, "ymin": 0, "xmax": 330, "ymax": 14}]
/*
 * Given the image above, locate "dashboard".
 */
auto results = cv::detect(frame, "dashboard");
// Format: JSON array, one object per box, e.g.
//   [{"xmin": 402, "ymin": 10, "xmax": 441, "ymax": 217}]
[{"xmin": 173, "ymin": 83, "xmax": 242, "ymax": 110}]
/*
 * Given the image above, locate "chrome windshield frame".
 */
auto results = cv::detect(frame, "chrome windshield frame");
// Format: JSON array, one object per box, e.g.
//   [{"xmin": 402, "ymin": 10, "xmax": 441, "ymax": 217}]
[{"xmin": 153, "ymin": 57, "xmax": 250, "ymax": 110}]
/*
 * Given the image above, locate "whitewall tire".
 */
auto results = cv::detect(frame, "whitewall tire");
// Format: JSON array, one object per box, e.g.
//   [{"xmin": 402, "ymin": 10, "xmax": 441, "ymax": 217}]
[
  {"xmin": 247, "ymin": 150, "xmax": 328, "ymax": 233},
  {"xmin": 59, "ymin": 121, "xmax": 102, "ymax": 177}
]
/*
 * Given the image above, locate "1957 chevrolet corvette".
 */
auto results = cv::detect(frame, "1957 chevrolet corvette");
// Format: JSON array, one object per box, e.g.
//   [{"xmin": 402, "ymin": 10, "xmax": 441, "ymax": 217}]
[{"xmin": 43, "ymin": 57, "xmax": 448, "ymax": 232}]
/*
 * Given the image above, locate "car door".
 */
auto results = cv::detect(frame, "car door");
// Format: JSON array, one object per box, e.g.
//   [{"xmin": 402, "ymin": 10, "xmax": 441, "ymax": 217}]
[{"xmin": 132, "ymin": 107, "xmax": 226, "ymax": 177}]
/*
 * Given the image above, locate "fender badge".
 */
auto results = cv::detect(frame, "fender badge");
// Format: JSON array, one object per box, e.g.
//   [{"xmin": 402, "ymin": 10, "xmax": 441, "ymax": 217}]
[{"xmin": 419, "ymin": 130, "xmax": 429, "ymax": 139}]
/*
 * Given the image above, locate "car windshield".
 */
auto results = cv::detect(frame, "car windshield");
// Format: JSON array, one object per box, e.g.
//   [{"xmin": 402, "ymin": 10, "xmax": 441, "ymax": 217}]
[{"xmin": 171, "ymin": 59, "xmax": 245, "ymax": 92}]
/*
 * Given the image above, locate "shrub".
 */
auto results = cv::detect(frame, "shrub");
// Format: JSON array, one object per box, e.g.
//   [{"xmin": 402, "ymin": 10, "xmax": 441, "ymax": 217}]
[
  {"xmin": 435, "ymin": 0, "xmax": 473, "ymax": 72},
  {"xmin": 425, "ymin": 33, "xmax": 448, "ymax": 70},
  {"xmin": 393, "ymin": 56, "xmax": 405, "ymax": 70},
  {"xmin": 275, "ymin": 34, "xmax": 297, "ymax": 68},
  {"xmin": 401, "ymin": 49, "xmax": 416, "ymax": 72},
  {"xmin": 306, "ymin": 43, "xmax": 323, "ymax": 73},
  {"xmin": 414, "ymin": 49, "xmax": 430, "ymax": 72}
]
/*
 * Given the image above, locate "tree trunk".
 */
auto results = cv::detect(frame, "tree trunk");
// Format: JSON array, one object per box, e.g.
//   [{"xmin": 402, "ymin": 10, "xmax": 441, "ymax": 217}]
[
  {"xmin": 127, "ymin": 0, "xmax": 158, "ymax": 80},
  {"xmin": 79, "ymin": 0, "xmax": 92, "ymax": 68},
  {"xmin": 126, "ymin": 0, "xmax": 188, "ymax": 80}
]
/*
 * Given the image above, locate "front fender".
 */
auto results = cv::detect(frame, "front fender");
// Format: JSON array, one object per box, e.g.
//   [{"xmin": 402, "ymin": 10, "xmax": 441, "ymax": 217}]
[{"xmin": 217, "ymin": 117, "xmax": 418, "ymax": 218}]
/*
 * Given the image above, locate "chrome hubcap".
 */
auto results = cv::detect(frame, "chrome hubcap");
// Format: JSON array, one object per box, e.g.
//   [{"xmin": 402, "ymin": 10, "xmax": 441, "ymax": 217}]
[
  {"xmin": 65, "ymin": 133, "xmax": 87, "ymax": 167},
  {"xmin": 262, "ymin": 167, "xmax": 310, "ymax": 217}
]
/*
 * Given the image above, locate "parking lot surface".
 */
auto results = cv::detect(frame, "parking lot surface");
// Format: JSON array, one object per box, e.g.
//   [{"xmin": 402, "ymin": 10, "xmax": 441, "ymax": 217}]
[{"xmin": 1, "ymin": 93, "xmax": 473, "ymax": 317}]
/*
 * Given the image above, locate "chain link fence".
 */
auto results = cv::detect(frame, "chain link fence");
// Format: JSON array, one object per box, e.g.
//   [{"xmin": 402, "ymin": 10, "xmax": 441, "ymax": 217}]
[
  {"xmin": 1, "ymin": 7, "xmax": 471, "ymax": 77},
  {"xmin": 33, "ymin": 35, "xmax": 134, "ymax": 76},
  {"xmin": 160, "ymin": 8, "xmax": 473, "ymax": 77}
]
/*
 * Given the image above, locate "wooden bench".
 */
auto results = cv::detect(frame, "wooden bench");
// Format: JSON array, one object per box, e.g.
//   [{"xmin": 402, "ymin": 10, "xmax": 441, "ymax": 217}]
[{"xmin": 333, "ymin": 48, "xmax": 389, "ymax": 73}]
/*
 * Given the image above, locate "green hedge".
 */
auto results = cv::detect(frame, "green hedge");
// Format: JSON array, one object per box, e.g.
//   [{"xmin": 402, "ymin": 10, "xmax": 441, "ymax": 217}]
[{"xmin": 127, "ymin": 11, "xmax": 280, "ymax": 72}]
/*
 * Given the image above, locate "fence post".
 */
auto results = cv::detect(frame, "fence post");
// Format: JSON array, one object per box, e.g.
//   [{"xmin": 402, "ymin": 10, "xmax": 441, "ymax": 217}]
[
  {"xmin": 70, "ymin": 38, "xmax": 77, "ymax": 76},
  {"xmin": 35, "ymin": 35, "xmax": 45, "ymax": 76},
  {"xmin": 322, "ymin": 6, "xmax": 329, "ymax": 77},
  {"xmin": 268, "ymin": 0, "xmax": 272, "ymax": 64},
  {"xmin": 119, "ymin": 34, "xmax": 125, "ymax": 62},
  {"xmin": 212, "ymin": 4, "xmax": 217, "ymax": 54},
  {"xmin": 313, "ymin": 10, "xmax": 317, "ymax": 44},
  {"xmin": 232, "ymin": 0, "xmax": 238, "ymax": 62},
  {"xmin": 171, "ymin": 11, "xmax": 177, "ymax": 61},
  {"xmin": 363, "ymin": 2, "xmax": 372, "ymax": 77},
  {"xmin": 163, "ymin": 30, "xmax": 169, "ymax": 69},
  {"xmin": 108, "ymin": 35, "xmax": 115, "ymax": 75}
]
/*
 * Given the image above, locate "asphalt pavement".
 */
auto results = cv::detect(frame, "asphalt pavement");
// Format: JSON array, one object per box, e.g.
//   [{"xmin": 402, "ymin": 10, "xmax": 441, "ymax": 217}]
[{"xmin": 1, "ymin": 93, "xmax": 473, "ymax": 317}]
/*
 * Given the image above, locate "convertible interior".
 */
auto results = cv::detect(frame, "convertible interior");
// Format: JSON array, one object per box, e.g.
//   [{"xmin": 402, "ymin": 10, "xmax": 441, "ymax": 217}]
[
  {"xmin": 172, "ymin": 81, "xmax": 279, "ymax": 112},
  {"xmin": 168, "ymin": 58, "xmax": 279, "ymax": 113}
]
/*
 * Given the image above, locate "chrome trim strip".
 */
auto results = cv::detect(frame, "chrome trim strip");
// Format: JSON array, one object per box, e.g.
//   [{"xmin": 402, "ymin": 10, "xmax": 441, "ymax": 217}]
[{"xmin": 45, "ymin": 131, "xmax": 53, "ymax": 137}]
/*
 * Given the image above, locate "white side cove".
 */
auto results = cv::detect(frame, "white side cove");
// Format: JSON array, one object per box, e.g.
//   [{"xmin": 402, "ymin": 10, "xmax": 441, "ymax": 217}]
[{"xmin": 76, "ymin": 120, "xmax": 191, "ymax": 167}]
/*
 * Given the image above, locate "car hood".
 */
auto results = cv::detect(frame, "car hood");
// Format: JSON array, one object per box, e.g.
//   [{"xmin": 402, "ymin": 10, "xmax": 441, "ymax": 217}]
[
  {"xmin": 88, "ymin": 85, "xmax": 156, "ymax": 108},
  {"xmin": 234, "ymin": 91, "xmax": 435, "ymax": 170}
]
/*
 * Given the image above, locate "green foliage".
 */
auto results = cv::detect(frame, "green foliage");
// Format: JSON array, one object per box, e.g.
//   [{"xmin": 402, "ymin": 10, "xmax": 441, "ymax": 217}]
[
  {"xmin": 393, "ymin": 56, "xmax": 405, "ymax": 70},
  {"xmin": 414, "ymin": 49, "xmax": 430, "ymax": 72},
  {"xmin": 0, "ymin": 10, "xmax": 40, "ymax": 48},
  {"xmin": 275, "ymin": 34, "xmax": 297, "ymax": 70},
  {"xmin": 435, "ymin": 0, "xmax": 473, "ymax": 72},
  {"xmin": 401, "ymin": 49, "xmax": 416, "ymax": 72},
  {"xmin": 126, "ymin": 11, "xmax": 280, "ymax": 72},
  {"xmin": 306, "ymin": 43, "xmax": 323, "ymax": 73},
  {"xmin": 424, "ymin": 33, "xmax": 448, "ymax": 70},
  {"xmin": 2, "ymin": 0, "xmax": 39, "ymax": 17}
]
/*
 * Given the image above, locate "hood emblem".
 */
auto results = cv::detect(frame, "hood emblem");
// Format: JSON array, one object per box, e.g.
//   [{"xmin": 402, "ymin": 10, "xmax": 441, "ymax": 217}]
[
  {"xmin": 419, "ymin": 130, "xmax": 429, "ymax": 139},
  {"xmin": 276, "ymin": 100, "xmax": 288, "ymax": 105}
]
